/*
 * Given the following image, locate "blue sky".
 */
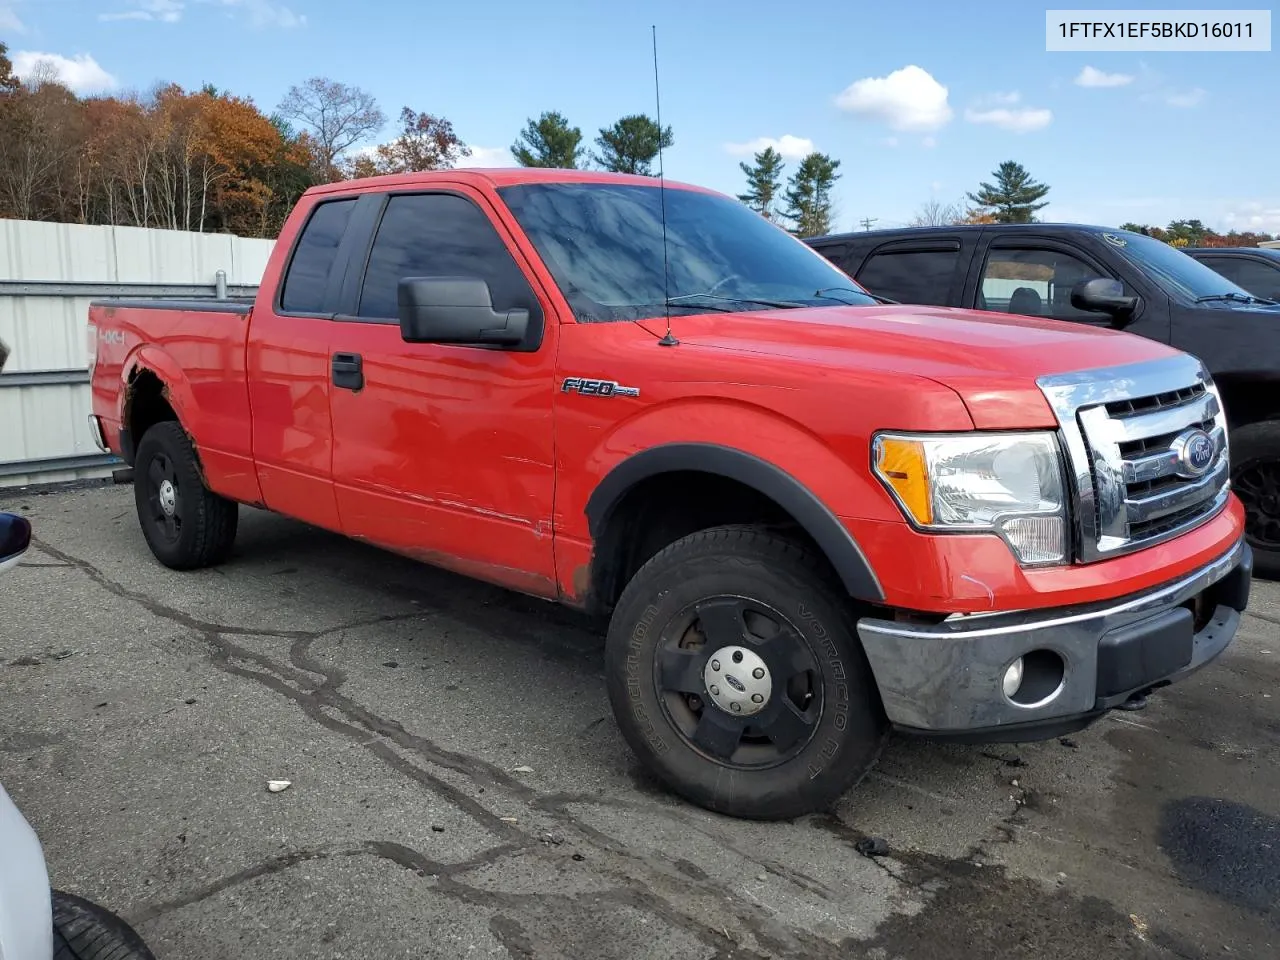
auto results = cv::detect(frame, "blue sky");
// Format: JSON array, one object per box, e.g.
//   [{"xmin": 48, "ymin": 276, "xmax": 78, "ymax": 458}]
[{"xmin": 3, "ymin": 0, "xmax": 1278, "ymax": 234}]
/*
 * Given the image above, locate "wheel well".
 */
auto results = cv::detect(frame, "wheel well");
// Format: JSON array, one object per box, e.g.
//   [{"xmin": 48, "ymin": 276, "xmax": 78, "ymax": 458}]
[
  {"xmin": 588, "ymin": 471, "xmax": 833, "ymax": 615},
  {"xmin": 124, "ymin": 368, "xmax": 177, "ymax": 449}
]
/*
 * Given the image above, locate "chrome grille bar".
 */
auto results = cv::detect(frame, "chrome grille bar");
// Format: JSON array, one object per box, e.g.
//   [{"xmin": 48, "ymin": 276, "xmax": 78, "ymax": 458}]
[{"xmin": 1037, "ymin": 354, "xmax": 1230, "ymax": 563}]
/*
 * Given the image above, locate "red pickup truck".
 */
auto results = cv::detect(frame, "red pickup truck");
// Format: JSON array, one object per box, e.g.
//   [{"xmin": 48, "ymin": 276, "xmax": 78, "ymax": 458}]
[{"xmin": 87, "ymin": 169, "xmax": 1252, "ymax": 820}]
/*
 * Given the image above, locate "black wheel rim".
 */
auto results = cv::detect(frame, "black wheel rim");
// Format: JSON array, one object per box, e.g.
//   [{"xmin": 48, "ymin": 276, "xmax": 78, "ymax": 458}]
[
  {"xmin": 1234, "ymin": 460, "xmax": 1280, "ymax": 550},
  {"xmin": 145, "ymin": 452, "xmax": 183, "ymax": 544},
  {"xmin": 653, "ymin": 595, "xmax": 823, "ymax": 770}
]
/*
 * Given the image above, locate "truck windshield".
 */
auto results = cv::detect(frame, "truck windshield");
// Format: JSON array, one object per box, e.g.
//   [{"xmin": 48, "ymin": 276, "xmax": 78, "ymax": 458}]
[
  {"xmin": 498, "ymin": 181, "xmax": 877, "ymax": 322},
  {"xmin": 1108, "ymin": 231, "xmax": 1260, "ymax": 303}
]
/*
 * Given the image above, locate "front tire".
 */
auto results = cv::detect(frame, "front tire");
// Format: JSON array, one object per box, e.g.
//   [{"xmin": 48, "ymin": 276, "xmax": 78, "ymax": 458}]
[
  {"xmin": 604, "ymin": 525, "xmax": 888, "ymax": 820},
  {"xmin": 133, "ymin": 420, "xmax": 238, "ymax": 570},
  {"xmin": 1230, "ymin": 420, "xmax": 1280, "ymax": 580}
]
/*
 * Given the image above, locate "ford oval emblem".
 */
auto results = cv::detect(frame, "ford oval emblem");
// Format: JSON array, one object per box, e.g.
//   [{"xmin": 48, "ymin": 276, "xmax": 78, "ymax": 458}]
[
  {"xmin": 724, "ymin": 674, "xmax": 746, "ymax": 693},
  {"xmin": 1172, "ymin": 429, "xmax": 1216, "ymax": 479}
]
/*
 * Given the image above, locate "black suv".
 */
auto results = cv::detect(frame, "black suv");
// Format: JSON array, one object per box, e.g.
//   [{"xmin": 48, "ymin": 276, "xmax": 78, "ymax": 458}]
[
  {"xmin": 806, "ymin": 223, "xmax": 1280, "ymax": 578},
  {"xmin": 1185, "ymin": 246, "xmax": 1280, "ymax": 303}
]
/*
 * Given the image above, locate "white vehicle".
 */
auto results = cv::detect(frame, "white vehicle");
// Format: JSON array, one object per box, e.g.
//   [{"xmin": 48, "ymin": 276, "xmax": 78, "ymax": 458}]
[{"xmin": 0, "ymin": 339, "xmax": 155, "ymax": 960}]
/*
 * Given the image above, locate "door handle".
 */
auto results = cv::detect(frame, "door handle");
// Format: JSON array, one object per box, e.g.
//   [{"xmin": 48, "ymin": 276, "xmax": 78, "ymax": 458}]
[{"xmin": 331, "ymin": 352, "xmax": 363, "ymax": 391}]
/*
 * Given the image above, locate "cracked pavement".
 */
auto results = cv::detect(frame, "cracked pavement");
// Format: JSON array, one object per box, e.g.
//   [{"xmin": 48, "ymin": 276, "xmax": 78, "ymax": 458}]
[{"xmin": 1, "ymin": 482, "xmax": 1277, "ymax": 959}]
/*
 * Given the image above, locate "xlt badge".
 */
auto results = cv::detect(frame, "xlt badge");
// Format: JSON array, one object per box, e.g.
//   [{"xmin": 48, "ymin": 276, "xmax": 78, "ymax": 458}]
[{"xmin": 561, "ymin": 377, "xmax": 640, "ymax": 398}]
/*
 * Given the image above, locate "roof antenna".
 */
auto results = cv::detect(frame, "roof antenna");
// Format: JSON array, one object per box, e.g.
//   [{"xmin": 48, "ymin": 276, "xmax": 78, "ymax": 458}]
[{"xmin": 652, "ymin": 24, "xmax": 678, "ymax": 347}]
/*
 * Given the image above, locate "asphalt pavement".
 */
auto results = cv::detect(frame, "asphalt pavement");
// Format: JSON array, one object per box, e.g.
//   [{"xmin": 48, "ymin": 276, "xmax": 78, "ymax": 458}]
[{"xmin": 1, "ymin": 481, "xmax": 1276, "ymax": 959}]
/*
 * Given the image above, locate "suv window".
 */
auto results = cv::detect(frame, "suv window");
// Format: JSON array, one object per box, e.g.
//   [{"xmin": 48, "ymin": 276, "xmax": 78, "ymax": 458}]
[
  {"xmin": 856, "ymin": 248, "xmax": 959, "ymax": 306},
  {"xmin": 279, "ymin": 198, "xmax": 357, "ymax": 314},
  {"xmin": 357, "ymin": 193, "xmax": 535, "ymax": 320},
  {"xmin": 1197, "ymin": 256, "xmax": 1280, "ymax": 300},
  {"xmin": 978, "ymin": 247, "xmax": 1114, "ymax": 321}
]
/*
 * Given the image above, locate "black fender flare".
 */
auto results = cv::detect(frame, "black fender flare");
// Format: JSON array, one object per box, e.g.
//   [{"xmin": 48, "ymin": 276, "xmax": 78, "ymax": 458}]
[{"xmin": 585, "ymin": 442, "xmax": 884, "ymax": 603}]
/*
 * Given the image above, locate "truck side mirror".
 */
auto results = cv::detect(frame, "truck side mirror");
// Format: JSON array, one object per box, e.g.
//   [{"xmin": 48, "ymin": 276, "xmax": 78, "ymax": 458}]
[
  {"xmin": 1070, "ymin": 278, "xmax": 1139, "ymax": 325},
  {"xmin": 0, "ymin": 513, "xmax": 32, "ymax": 575},
  {"xmin": 397, "ymin": 277, "xmax": 529, "ymax": 347}
]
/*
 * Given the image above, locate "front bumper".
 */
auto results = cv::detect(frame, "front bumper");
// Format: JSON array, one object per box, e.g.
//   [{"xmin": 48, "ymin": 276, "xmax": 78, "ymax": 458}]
[{"xmin": 856, "ymin": 538, "xmax": 1252, "ymax": 740}]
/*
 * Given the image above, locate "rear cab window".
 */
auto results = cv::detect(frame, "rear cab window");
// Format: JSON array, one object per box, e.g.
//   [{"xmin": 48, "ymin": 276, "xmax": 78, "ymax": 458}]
[{"xmin": 278, "ymin": 198, "xmax": 358, "ymax": 314}]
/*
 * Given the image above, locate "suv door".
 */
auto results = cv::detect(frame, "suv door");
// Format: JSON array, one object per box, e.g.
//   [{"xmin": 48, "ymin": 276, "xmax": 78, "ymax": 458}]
[
  {"xmin": 964, "ymin": 232, "xmax": 1168, "ymax": 343},
  {"xmin": 325, "ymin": 184, "xmax": 560, "ymax": 596},
  {"xmin": 849, "ymin": 239, "xmax": 967, "ymax": 306}
]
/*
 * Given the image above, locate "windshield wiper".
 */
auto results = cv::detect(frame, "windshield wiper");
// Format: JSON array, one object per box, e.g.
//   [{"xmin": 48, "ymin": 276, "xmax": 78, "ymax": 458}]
[
  {"xmin": 1195, "ymin": 291, "xmax": 1276, "ymax": 305},
  {"xmin": 665, "ymin": 292, "xmax": 806, "ymax": 310},
  {"xmin": 813, "ymin": 286, "xmax": 896, "ymax": 306}
]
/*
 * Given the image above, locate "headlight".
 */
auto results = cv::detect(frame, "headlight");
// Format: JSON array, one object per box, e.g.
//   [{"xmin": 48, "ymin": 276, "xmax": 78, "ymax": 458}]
[{"xmin": 872, "ymin": 431, "xmax": 1068, "ymax": 565}]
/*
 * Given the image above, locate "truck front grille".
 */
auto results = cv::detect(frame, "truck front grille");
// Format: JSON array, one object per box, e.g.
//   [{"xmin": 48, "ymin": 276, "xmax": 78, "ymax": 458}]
[{"xmin": 1037, "ymin": 355, "xmax": 1230, "ymax": 563}]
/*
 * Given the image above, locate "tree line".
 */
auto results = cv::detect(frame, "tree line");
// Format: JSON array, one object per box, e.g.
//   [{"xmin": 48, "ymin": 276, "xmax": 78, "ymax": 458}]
[{"xmin": 2, "ymin": 45, "xmax": 1274, "ymax": 247}]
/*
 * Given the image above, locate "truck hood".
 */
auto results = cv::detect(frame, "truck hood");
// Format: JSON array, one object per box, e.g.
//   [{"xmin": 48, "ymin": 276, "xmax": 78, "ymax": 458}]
[{"xmin": 639, "ymin": 303, "xmax": 1182, "ymax": 429}]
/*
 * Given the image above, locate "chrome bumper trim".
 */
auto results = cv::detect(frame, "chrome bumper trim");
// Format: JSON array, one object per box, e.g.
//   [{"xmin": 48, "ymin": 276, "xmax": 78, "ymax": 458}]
[{"xmin": 856, "ymin": 538, "xmax": 1247, "ymax": 733}]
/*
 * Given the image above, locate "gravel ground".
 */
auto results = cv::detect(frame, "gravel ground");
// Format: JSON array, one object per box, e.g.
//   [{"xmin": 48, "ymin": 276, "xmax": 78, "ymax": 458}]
[{"xmin": 1, "ymin": 480, "xmax": 1276, "ymax": 959}]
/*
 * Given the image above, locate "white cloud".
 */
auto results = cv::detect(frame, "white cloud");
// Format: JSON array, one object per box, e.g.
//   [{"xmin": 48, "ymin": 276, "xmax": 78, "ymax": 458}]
[
  {"xmin": 834, "ymin": 65, "xmax": 953, "ymax": 132},
  {"xmin": 104, "ymin": 0, "xmax": 183, "ymax": 21},
  {"xmin": 1166, "ymin": 87, "xmax": 1207, "ymax": 108},
  {"xmin": 724, "ymin": 135, "xmax": 814, "ymax": 160},
  {"xmin": 1223, "ymin": 204, "xmax": 1280, "ymax": 234},
  {"xmin": 212, "ymin": 0, "xmax": 304, "ymax": 27},
  {"xmin": 921, "ymin": 135, "xmax": 937, "ymax": 148},
  {"xmin": 12, "ymin": 51, "xmax": 119, "ymax": 94},
  {"xmin": 454, "ymin": 145, "xmax": 517, "ymax": 169},
  {"xmin": 881, "ymin": 136, "xmax": 899, "ymax": 148},
  {"xmin": 1, "ymin": 4, "xmax": 25, "ymax": 32},
  {"xmin": 1075, "ymin": 65, "xmax": 1134, "ymax": 88},
  {"xmin": 964, "ymin": 94, "xmax": 1052, "ymax": 133}
]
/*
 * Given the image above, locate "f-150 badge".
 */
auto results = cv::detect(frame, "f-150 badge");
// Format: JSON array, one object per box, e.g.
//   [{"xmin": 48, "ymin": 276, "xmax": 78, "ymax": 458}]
[{"xmin": 561, "ymin": 377, "xmax": 640, "ymax": 398}]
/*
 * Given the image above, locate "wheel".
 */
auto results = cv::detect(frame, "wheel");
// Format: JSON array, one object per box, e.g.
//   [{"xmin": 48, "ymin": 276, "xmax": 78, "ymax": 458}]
[
  {"xmin": 51, "ymin": 889, "xmax": 156, "ymax": 960},
  {"xmin": 1229, "ymin": 420, "xmax": 1280, "ymax": 580},
  {"xmin": 604, "ymin": 524, "xmax": 888, "ymax": 820},
  {"xmin": 133, "ymin": 420, "xmax": 238, "ymax": 570}
]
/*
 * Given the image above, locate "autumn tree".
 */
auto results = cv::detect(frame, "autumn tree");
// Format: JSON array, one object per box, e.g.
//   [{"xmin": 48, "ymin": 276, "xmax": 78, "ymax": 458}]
[
  {"xmin": 0, "ymin": 42, "xmax": 18, "ymax": 92},
  {"xmin": 966, "ymin": 161, "xmax": 1050, "ymax": 223},
  {"xmin": 782, "ymin": 152, "xmax": 841, "ymax": 238},
  {"xmin": 366, "ymin": 107, "xmax": 469, "ymax": 175},
  {"xmin": 737, "ymin": 146, "xmax": 785, "ymax": 221},
  {"xmin": 277, "ymin": 77, "xmax": 384, "ymax": 183},
  {"xmin": 511, "ymin": 110, "xmax": 584, "ymax": 168},
  {"xmin": 593, "ymin": 114, "xmax": 673, "ymax": 175},
  {"xmin": 0, "ymin": 75, "xmax": 85, "ymax": 221}
]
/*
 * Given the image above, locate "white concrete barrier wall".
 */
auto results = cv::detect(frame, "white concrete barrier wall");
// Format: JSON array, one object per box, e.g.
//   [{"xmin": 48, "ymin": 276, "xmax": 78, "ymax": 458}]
[{"xmin": 0, "ymin": 219, "xmax": 275, "ymax": 488}]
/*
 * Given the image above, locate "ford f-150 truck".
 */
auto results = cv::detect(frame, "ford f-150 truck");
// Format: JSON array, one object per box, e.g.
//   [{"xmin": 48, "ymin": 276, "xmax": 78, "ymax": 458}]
[{"xmin": 87, "ymin": 169, "xmax": 1253, "ymax": 820}]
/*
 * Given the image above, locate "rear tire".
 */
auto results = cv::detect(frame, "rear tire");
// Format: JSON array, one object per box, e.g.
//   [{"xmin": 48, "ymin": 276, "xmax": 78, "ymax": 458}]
[
  {"xmin": 604, "ymin": 524, "xmax": 888, "ymax": 820},
  {"xmin": 1229, "ymin": 420, "xmax": 1280, "ymax": 580},
  {"xmin": 133, "ymin": 420, "xmax": 238, "ymax": 570},
  {"xmin": 51, "ymin": 890, "xmax": 156, "ymax": 960}
]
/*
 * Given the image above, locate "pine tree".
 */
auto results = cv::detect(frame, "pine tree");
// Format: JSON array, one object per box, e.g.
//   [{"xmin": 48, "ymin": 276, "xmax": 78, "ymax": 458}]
[
  {"xmin": 592, "ymin": 114, "xmax": 673, "ymax": 175},
  {"xmin": 511, "ymin": 110, "xmax": 584, "ymax": 168},
  {"xmin": 782, "ymin": 152, "xmax": 842, "ymax": 238},
  {"xmin": 966, "ymin": 161, "xmax": 1050, "ymax": 223},
  {"xmin": 737, "ymin": 146, "xmax": 785, "ymax": 221}
]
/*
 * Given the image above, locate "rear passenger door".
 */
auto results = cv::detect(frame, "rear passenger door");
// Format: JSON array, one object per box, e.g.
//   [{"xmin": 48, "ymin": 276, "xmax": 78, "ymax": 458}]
[
  {"xmin": 850, "ymin": 240, "xmax": 967, "ymax": 306},
  {"xmin": 247, "ymin": 194, "xmax": 357, "ymax": 532}
]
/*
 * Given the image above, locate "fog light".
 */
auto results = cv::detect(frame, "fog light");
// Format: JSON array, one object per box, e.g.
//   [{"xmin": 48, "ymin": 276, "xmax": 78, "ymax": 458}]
[{"xmin": 1002, "ymin": 657, "xmax": 1025, "ymax": 699}]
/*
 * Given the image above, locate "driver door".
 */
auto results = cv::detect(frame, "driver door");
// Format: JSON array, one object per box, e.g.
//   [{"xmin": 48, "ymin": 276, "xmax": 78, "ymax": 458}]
[{"xmin": 326, "ymin": 185, "xmax": 560, "ymax": 596}]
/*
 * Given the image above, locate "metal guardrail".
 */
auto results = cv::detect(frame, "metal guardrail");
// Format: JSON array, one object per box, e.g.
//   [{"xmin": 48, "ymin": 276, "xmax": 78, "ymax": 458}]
[
  {"xmin": 0, "ymin": 277, "xmax": 259, "ymax": 299},
  {"xmin": 0, "ymin": 452, "xmax": 122, "ymax": 480},
  {"xmin": 0, "ymin": 369, "xmax": 90, "ymax": 388}
]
